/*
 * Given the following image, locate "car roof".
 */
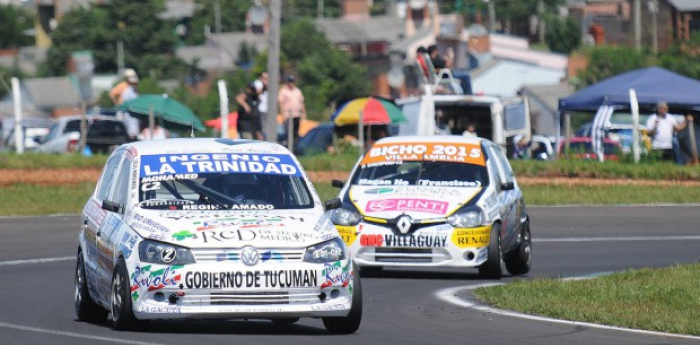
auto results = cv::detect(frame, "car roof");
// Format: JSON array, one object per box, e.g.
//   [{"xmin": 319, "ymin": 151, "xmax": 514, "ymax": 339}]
[
  {"xmin": 373, "ymin": 135, "xmax": 486, "ymax": 146},
  {"xmin": 568, "ymin": 137, "xmax": 619, "ymax": 145},
  {"xmin": 124, "ymin": 138, "xmax": 293, "ymax": 156},
  {"xmin": 56, "ymin": 115, "xmax": 122, "ymax": 122}
]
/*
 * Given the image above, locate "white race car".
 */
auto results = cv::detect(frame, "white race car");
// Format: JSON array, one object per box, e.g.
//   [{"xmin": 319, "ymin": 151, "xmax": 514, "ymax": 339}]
[
  {"xmin": 74, "ymin": 138, "xmax": 361, "ymax": 333},
  {"xmin": 329, "ymin": 136, "xmax": 532, "ymax": 279}
]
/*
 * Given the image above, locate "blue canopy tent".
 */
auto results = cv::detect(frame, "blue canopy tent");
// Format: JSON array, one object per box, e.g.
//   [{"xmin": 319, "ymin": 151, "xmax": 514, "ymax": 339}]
[
  {"xmin": 558, "ymin": 67, "xmax": 700, "ymax": 162},
  {"xmin": 559, "ymin": 66, "xmax": 700, "ymax": 111}
]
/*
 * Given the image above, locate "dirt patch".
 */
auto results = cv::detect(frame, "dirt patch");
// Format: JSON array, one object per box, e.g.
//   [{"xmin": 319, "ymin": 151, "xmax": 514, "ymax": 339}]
[
  {"xmin": 2, "ymin": 169, "xmax": 699, "ymax": 187},
  {"xmin": 0, "ymin": 168, "xmax": 102, "ymax": 186}
]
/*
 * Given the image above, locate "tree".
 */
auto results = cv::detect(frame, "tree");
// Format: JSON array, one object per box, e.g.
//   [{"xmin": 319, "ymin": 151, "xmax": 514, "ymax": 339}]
[
  {"xmin": 576, "ymin": 46, "xmax": 650, "ymax": 86},
  {"xmin": 280, "ymin": 19, "xmax": 371, "ymax": 118},
  {"xmin": 545, "ymin": 17, "xmax": 581, "ymax": 54},
  {"xmin": 186, "ymin": 0, "xmax": 251, "ymax": 45},
  {"xmin": 0, "ymin": 5, "xmax": 33, "ymax": 49},
  {"xmin": 42, "ymin": 0, "xmax": 184, "ymax": 78},
  {"xmin": 657, "ymin": 33, "xmax": 700, "ymax": 81}
]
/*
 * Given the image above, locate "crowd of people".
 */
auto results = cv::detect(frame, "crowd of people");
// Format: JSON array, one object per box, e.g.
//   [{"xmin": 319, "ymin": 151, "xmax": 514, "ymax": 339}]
[{"xmin": 109, "ymin": 69, "xmax": 169, "ymax": 141}]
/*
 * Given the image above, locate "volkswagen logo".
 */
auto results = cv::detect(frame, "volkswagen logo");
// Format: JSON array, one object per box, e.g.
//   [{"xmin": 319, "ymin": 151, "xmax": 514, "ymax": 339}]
[
  {"xmin": 241, "ymin": 246, "xmax": 260, "ymax": 266},
  {"xmin": 396, "ymin": 215, "xmax": 412, "ymax": 234}
]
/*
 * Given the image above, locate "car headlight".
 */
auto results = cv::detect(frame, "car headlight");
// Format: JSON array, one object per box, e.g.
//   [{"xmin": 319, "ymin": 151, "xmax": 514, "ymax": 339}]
[
  {"xmin": 139, "ymin": 240, "xmax": 196, "ymax": 265},
  {"xmin": 328, "ymin": 207, "xmax": 362, "ymax": 226},
  {"xmin": 303, "ymin": 237, "xmax": 347, "ymax": 263},
  {"xmin": 447, "ymin": 207, "xmax": 486, "ymax": 228}
]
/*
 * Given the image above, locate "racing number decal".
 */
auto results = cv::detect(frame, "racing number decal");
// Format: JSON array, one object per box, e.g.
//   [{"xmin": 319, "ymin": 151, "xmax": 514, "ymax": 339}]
[{"xmin": 141, "ymin": 181, "xmax": 161, "ymax": 191}]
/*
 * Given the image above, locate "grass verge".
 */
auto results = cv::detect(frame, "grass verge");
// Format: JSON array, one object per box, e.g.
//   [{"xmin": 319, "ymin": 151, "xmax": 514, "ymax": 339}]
[
  {"xmin": 0, "ymin": 183, "xmax": 94, "ymax": 216},
  {"xmin": 510, "ymin": 159, "xmax": 700, "ymax": 181},
  {"xmin": 473, "ymin": 263, "xmax": 700, "ymax": 336},
  {"xmin": 1, "ymin": 182, "xmax": 698, "ymax": 216},
  {"xmin": 0, "ymin": 152, "xmax": 108, "ymax": 169}
]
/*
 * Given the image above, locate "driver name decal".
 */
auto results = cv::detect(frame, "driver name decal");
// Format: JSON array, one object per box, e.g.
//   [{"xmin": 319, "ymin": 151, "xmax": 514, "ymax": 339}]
[
  {"xmin": 360, "ymin": 142, "xmax": 485, "ymax": 166},
  {"xmin": 140, "ymin": 153, "xmax": 302, "ymax": 177}
]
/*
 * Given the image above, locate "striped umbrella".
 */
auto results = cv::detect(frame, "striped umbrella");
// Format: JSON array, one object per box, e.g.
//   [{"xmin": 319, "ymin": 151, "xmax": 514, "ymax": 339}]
[{"xmin": 331, "ymin": 97, "xmax": 407, "ymax": 126}]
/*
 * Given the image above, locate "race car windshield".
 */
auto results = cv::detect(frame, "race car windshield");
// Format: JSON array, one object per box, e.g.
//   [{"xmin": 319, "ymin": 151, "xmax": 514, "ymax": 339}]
[
  {"xmin": 350, "ymin": 161, "xmax": 489, "ymax": 188},
  {"xmin": 137, "ymin": 153, "xmax": 314, "ymax": 210}
]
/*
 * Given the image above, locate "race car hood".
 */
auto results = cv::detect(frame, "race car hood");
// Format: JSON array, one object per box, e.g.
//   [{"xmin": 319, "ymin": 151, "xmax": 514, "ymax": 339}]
[
  {"xmin": 348, "ymin": 185, "xmax": 482, "ymax": 220},
  {"xmin": 125, "ymin": 209, "xmax": 337, "ymax": 249}
]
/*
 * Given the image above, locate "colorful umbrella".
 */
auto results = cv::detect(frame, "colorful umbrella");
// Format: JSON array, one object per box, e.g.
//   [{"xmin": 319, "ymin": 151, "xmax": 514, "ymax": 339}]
[
  {"xmin": 205, "ymin": 112, "xmax": 238, "ymax": 130},
  {"xmin": 118, "ymin": 94, "xmax": 205, "ymax": 131},
  {"xmin": 331, "ymin": 97, "xmax": 407, "ymax": 126}
]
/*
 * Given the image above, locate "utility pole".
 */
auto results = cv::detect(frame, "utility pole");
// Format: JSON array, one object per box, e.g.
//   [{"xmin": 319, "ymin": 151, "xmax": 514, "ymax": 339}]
[
  {"xmin": 537, "ymin": 0, "xmax": 545, "ymax": 44},
  {"xmin": 633, "ymin": 0, "xmax": 641, "ymax": 51},
  {"xmin": 265, "ymin": 0, "xmax": 281, "ymax": 143},
  {"xmin": 487, "ymin": 0, "xmax": 496, "ymax": 32},
  {"xmin": 649, "ymin": 0, "xmax": 659, "ymax": 54},
  {"xmin": 317, "ymin": 0, "xmax": 324, "ymax": 18},
  {"xmin": 215, "ymin": 0, "xmax": 222, "ymax": 75},
  {"xmin": 116, "ymin": 40, "xmax": 124, "ymax": 75}
]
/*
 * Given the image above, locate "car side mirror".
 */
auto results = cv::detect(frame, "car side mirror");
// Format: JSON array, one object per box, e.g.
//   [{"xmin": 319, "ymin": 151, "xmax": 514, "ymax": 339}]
[
  {"xmin": 501, "ymin": 182, "xmax": 515, "ymax": 191},
  {"xmin": 331, "ymin": 180, "xmax": 344, "ymax": 188},
  {"xmin": 324, "ymin": 198, "xmax": 342, "ymax": 211},
  {"xmin": 102, "ymin": 199, "xmax": 122, "ymax": 214}
]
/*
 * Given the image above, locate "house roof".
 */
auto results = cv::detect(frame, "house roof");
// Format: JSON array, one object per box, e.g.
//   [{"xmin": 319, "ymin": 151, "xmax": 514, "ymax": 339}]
[
  {"xmin": 521, "ymin": 83, "xmax": 575, "ymax": 114},
  {"xmin": 176, "ymin": 45, "xmax": 234, "ymax": 71},
  {"xmin": 23, "ymin": 77, "xmax": 80, "ymax": 108},
  {"xmin": 470, "ymin": 59, "xmax": 566, "ymax": 96},
  {"xmin": 315, "ymin": 16, "xmax": 405, "ymax": 45},
  {"xmin": 207, "ymin": 33, "xmax": 268, "ymax": 62},
  {"xmin": 667, "ymin": 0, "xmax": 700, "ymax": 12},
  {"xmin": 160, "ymin": 0, "xmax": 197, "ymax": 19}
]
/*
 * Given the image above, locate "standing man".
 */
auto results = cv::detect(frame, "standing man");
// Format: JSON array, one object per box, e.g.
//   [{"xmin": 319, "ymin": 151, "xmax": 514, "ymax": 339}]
[
  {"xmin": 646, "ymin": 101, "xmax": 690, "ymax": 161},
  {"xmin": 235, "ymin": 83, "xmax": 263, "ymax": 140},
  {"xmin": 253, "ymin": 72, "xmax": 269, "ymax": 139},
  {"xmin": 278, "ymin": 75, "xmax": 306, "ymax": 143},
  {"xmin": 110, "ymin": 69, "xmax": 141, "ymax": 141}
]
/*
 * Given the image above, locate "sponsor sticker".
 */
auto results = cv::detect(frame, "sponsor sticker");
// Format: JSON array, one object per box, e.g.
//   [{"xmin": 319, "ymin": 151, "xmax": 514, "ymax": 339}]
[
  {"xmin": 335, "ymin": 225, "xmax": 357, "ymax": 246},
  {"xmin": 451, "ymin": 226, "xmax": 491, "ymax": 248},
  {"xmin": 360, "ymin": 142, "xmax": 485, "ymax": 166},
  {"xmin": 365, "ymin": 198, "xmax": 449, "ymax": 215},
  {"xmin": 362, "ymin": 234, "xmax": 448, "ymax": 248},
  {"xmin": 184, "ymin": 270, "xmax": 318, "ymax": 289},
  {"xmin": 140, "ymin": 153, "xmax": 302, "ymax": 177}
]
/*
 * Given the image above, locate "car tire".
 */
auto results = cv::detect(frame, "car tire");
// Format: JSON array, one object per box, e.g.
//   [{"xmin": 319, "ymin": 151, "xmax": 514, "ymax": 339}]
[
  {"xmin": 478, "ymin": 223, "xmax": 503, "ymax": 279},
  {"xmin": 111, "ymin": 258, "xmax": 142, "ymax": 331},
  {"xmin": 75, "ymin": 252, "xmax": 108, "ymax": 323},
  {"xmin": 271, "ymin": 318, "xmax": 300, "ymax": 325},
  {"xmin": 322, "ymin": 263, "xmax": 363, "ymax": 334},
  {"xmin": 505, "ymin": 222, "xmax": 532, "ymax": 276}
]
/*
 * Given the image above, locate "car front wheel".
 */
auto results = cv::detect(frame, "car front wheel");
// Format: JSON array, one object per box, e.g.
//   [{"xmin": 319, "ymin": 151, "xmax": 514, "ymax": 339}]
[
  {"xmin": 478, "ymin": 223, "xmax": 503, "ymax": 279},
  {"xmin": 111, "ymin": 259, "xmax": 142, "ymax": 331},
  {"xmin": 75, "ymin": 252, "xmax": 108, "ymax": 323},
  {"xmin": 322, "ymin": 263, "xmax": 363, "ymax": 334}
]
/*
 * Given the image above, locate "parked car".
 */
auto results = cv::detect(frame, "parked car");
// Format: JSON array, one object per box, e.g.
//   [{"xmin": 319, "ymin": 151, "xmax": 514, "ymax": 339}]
[
  {"xmin": 558, "ymin": 136, "xmax": 622, "ymax": 161},
  {"xmin": 74, "ymin": 138, "xmax": 361, "ymax": 333},
  {"xmin": 39, "ymin": 115, "xmax": 130, "ymax": 154},
  {"xmin": 329, "ymin": 136, "xmax": 532, "ymax": 279},
  {"xmin": 2, "ymin": 125, "xmax": 51, "ymax": 152}
]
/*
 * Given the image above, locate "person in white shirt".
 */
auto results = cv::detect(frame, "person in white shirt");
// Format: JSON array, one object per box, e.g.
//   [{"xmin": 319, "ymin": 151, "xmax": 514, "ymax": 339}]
[
  {"xmin": 646, "ymin": 101, "xmax": 690, "ymax": 161},
  {"xmin": 119, "ymin": 75, "xmax": 141, "ymax": 140}
]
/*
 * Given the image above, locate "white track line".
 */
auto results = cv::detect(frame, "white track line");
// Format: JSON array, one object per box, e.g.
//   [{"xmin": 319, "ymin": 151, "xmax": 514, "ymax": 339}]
[
  {"xmin": 535, "ymin": 235, "xmax": 700, "ymax": 243},
  {"xmin": 0, "ymin": 256, "xmax": 73, "ymax": 267},
  {"xmin": 436, "ymin": 285, "xmax": 700, "ymax": 341},
  {"xmin": 0, "ymin": 321, "xmax": 164, "ymax": 345}
]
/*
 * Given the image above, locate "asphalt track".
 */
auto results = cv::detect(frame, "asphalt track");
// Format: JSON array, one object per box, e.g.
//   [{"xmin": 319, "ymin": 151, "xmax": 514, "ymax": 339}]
[{"xmin": 0, "ymin": 206, "xmax": 699, "ymax": 345}]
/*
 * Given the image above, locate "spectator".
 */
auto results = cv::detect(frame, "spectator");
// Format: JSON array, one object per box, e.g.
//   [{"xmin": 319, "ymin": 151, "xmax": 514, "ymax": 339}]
[
  {"xmin": 139, "ymin": 123, "xmax": 169, "ymax": 140},
  {"xmin": 253, "ymin": 72, "xmax": 269, "ymax": 138},
  {"xmin": 512, "ymin": 134, "xmax": 531, "ymax": 159},
  {"xmin": 115, "ymin": 71, "xmax": 141, "ymax": 141},
  {"xmin": 462, "ymin": 123, "xmax": 477, "ymax": 137},
  {"xmin": 236, "ymin": 83, "xmax": 264, "ymax": 140},
  {"xmin": 278, "ymin": 75, "xmax": 306, "ymax": 143},
  {"xmin": 435, "ymin": 110, "xmax": 451, "ymax": 135},
  {"xmin": 416, "ymin": 46, "xmax": 430, "ymax": 78},
  {"xmin": 646, "ymin": 101, "xmax": 690, "ymax": 161},
  {"xmin": 427, "ymin": 45, "xmax": 452, "ymax": 72},
  {"xmin": 109, "ymin": 68, "xmax": 137, "ymax": 105}
]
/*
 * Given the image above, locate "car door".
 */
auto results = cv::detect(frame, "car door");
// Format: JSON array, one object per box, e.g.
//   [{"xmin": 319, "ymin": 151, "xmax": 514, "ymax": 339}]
[
  {"xmin": 486, "ymin": 145, "xmax": 519, "ymax": 251},
  {"xmin": 83, "ymin": 152, "xmax": 122, "ymax": 300},
  {"xmin": 95, "ymin": 154, "xmax": 132, "ymax": 301}
]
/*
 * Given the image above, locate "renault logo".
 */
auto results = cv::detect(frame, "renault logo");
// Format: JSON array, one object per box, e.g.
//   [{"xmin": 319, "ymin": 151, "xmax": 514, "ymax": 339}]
[
  {"xmin": 396, "ymin": 215, "xmax": 412, "ymax": 234},
  {"xmin": 241, "ymin": 246, "xmax": 260, "ymax": 266}
]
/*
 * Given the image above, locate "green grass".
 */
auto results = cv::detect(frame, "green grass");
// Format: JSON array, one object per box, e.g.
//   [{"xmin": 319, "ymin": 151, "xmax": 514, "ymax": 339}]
[
  {"xmin": 511, "ymin": 159, "xmax": 700, "ymax": 181},
  {"xmin": 474, "ymin": 263, "xmax": 700, "ymax": 336},
  {"xmin": 2, "ymin": 182, "xmax": 694, "ymax": 216},
  {"xmin": 521, "ymin": 184, "xmax": 700, "ymax": 205},
  {"xmin": 0, "ymin": 152, "xmax": 108, "ymax": 169},
  {"xmin": 0, "ymin": 183, "xmax": 94, "ymax": 215}
]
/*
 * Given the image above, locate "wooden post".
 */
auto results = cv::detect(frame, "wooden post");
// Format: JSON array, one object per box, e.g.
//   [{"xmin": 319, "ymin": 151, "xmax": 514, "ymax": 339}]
[
  {"xmin": 688, "ymin": 117, "xmax": 699, "ymax": 165},
  {"xmin": 148, "ymin": 105, "xmax": 155, "ymax": 140}
]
